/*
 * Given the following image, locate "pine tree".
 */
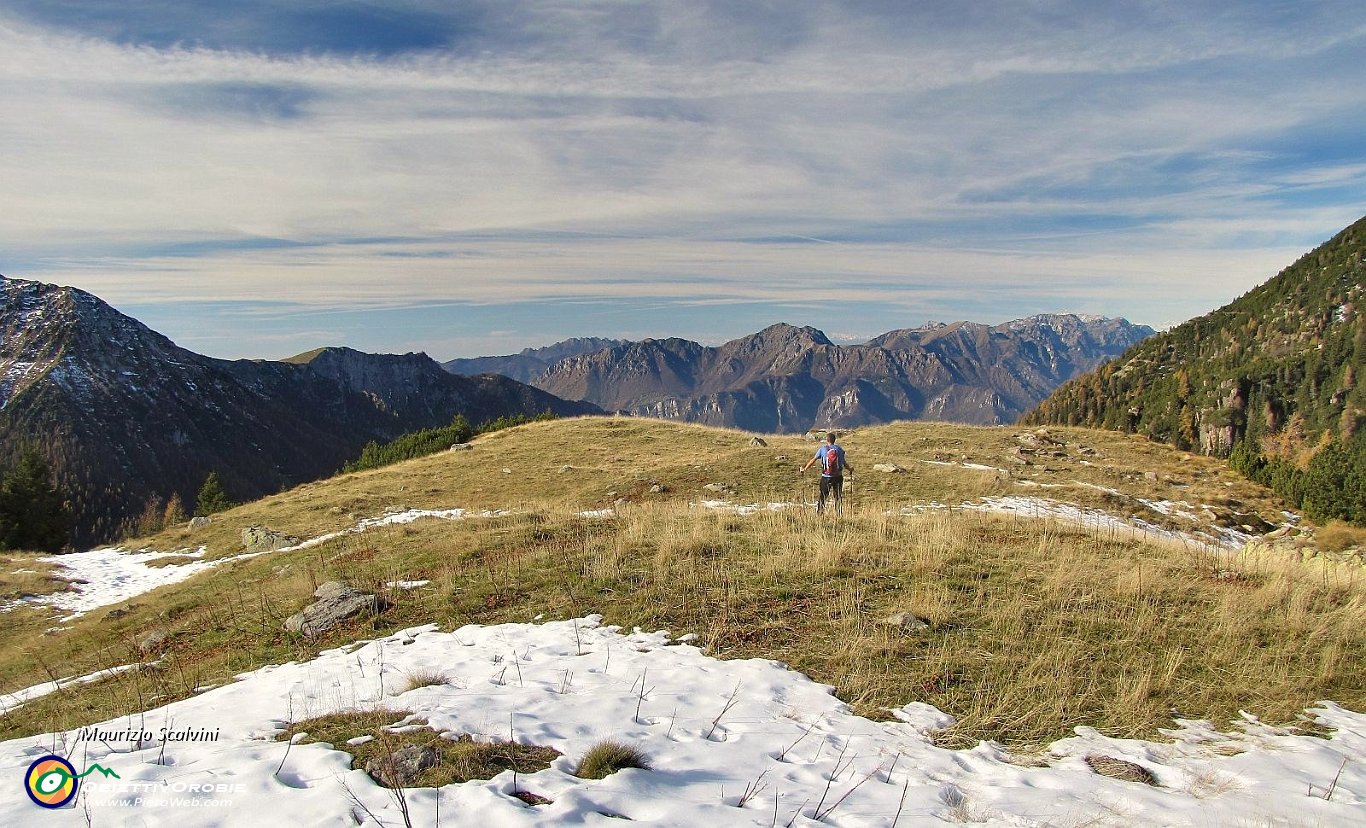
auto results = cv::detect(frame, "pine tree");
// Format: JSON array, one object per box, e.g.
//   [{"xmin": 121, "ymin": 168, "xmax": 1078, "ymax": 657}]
[
  {"xmin": 0, "ymin": 449, "xmax": 74, "ymax": 552},
  {"xmin": 194, "ymin": 472, "xmax": 233, "ymax": 516}
]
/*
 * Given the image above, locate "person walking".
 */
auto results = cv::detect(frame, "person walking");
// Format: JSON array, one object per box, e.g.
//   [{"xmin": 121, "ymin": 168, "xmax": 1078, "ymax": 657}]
[{"xmin": 801, "ymin": 431, "xmax": 854, "ymax": 514}]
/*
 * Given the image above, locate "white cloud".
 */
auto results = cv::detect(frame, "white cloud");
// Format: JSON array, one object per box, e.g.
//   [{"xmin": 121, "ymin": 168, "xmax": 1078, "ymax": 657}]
[{"xmin": 0, "ymin": 3, "xmax": 1364, "ymax": 356}]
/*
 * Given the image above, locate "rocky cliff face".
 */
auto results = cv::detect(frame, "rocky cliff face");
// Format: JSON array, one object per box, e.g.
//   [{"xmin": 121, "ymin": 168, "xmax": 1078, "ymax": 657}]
[
  {"xmin": 529, "ymin": 317, "xmax": 1152, "ymax": 432},
  {"xmin": 0, "ymin": 276, "xmax": 597, "ymax": 545}
]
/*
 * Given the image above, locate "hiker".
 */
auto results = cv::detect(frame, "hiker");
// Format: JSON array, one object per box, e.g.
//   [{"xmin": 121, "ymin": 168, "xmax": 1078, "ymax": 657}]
[{"xmin": 801, "ymin": 431, "xmax": 853, "ymax": 514}]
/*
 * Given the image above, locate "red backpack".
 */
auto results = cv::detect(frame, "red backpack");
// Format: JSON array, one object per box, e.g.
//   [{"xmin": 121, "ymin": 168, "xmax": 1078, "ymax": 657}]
[{"xmin": 823, "ymin": 446, "xmax": 841, "ymax": 476}]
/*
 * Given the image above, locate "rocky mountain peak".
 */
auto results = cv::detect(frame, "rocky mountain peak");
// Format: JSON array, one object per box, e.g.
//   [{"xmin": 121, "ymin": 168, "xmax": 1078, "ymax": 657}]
[
  {"xmin": 0, "ymin": 274, "xmax": 598, "ymax": 545},
  {"xmin": 730, "ymin": 323, "xmax": 833, "ymax": 351}
]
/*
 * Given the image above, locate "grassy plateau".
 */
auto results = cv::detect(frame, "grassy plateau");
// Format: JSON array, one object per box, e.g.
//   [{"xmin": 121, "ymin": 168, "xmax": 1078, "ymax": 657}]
[{"xmin": 1, "ymin": 416, "xmax": 1361, "ymax": 752}]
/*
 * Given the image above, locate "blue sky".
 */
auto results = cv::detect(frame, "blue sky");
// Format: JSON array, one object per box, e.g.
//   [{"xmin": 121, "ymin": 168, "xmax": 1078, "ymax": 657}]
[{"xmin": 1, "ymin": 1, "xmax": 1364, "ymax": 360}]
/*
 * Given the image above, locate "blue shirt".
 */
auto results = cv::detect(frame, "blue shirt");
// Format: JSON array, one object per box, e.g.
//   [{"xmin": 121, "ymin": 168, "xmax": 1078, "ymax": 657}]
[{"xmin": 815, "ymin": 444, "xmax": 845, "ymax": 478}]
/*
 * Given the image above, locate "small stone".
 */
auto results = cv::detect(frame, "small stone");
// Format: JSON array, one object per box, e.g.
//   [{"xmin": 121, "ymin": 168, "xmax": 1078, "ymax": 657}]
[
  {"xmin": 559, "ymin": 465, "xmax": 573, "ymax": 473},
  {"xmin": 872, "ymin": 463, "xmax": 905, "ymax": 474},
  {"xmin": 366, "ymin": 745, "xmax": 439, "ymax": 788},
  {"xmin": 1084, "ymin": 754, "xmax": 1159, "ymax": 786},
  {"xmin": 137, "ymin": 630, "xmax": 171, "ymax": 654},
  {"xmin": 502, "ymin": 467, "xmax": 513, "ymax": 474}
]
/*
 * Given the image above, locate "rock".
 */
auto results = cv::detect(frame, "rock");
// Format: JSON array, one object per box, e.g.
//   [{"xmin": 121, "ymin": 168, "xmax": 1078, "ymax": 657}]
[
  {"xmin": 749, "ymin": 437, "xmax": 768, "ymax": 447},
  {"xmin": 702, "ymin": 483, "xmax": 732, "ymax": 493},
  {"xmin": 878, "ymin": 612, "xmax": 929, "ymax": 630},
  {"xmin": 774, "ymin": 455, "xmax": 789, "ymax": 462},
  {"xmin": 366, "ymin": 744, "xmax": 439, "ymax": 788},
  {"xmin": 103, "ymin": 604, "xmax": 140, "ymax": 620},
  {"xmin": 1144, "ymin": 471, "xmax": 1159, "ymax": 482},
  {"xmin": 137, "ymin": 629, "xmax": 171, "ymax": 654},
  {"xmin": 649, "ymin": 484, "xmax": 667, "ymax": 494},
  {"xmin": 449, "ymin": 443, "xmax": 473, "ymax": 451},
  {"xmin": 188, "ymin": 516, "xmax": 212, "ymax": 530},
  {"xmin": 872, "ymin": 463, "xmax": 905, "ymax": 474},
  {"xmin": 242, "ymin": 526, "xmax": 300, "ymax": 553},
  {"xmin": 1084, "ymin": 754, "xmax": 1158, "ymax": 786},
  {"xmin": 501, "ymin": 467, "xmax": 512, "ymax": 474},
  {"xmin": 559, "ymin": 465, "xmax": 574, "ymax": 473},
  {"xmin": 284, "ymin": 581, "xmax": 389, "ymax": 638}
]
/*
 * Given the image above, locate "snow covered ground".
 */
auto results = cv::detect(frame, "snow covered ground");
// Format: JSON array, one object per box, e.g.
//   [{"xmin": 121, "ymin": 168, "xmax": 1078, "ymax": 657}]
[
  {"xmin": 0, "ymin": 616, "xmax": 1360, "ymax": 826},
  {"xmin": 2, "ymin": 509, "xmax": 504, "ymax": 621}
]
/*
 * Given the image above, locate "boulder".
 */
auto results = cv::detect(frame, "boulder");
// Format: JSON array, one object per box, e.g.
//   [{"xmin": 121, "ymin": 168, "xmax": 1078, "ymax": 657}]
[
  {"xmin": 449, "ymin": 443, "xmax": 473, "ymax": 451},
  {"xmin": 877, "ymin": 612, "xmax": 929, "ymax": 630},
  {"xmin": 188, "ymin": 516, "xmax": 212, "ymax": 530},
  {"xmin": 749, "ymin": 437, "xmax": 768, "ymax": 447},
  {"xmin": 137, "ymin": 629, "xmax": 171, "ymax": 655},
  {"xmin": 284, "ymin": 581, "xmax": 389, "ymax": 638},
  {"xmin": 702, "ymin": 483, "xmax": 733, "ymax": 493},
  {"xmin": 242, "ymin": 526, "xmax": 300, "ymax": 553},
  {"xmin": 872, "ymin": 463, "xmax": 905, "ymax": 474},
  {"xmin": 366, "ymin": 744, "xmax": 439, "ymax": 788},
  {"xmin": 649, "ymin": 484, "xmax": 668, "ymax": 494}
]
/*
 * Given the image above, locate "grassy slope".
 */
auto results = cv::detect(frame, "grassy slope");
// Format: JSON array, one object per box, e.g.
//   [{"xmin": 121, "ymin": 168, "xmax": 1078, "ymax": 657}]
[{"xmin": 1, "ymin": 417, "xmax": 1361, "ymax": 749}]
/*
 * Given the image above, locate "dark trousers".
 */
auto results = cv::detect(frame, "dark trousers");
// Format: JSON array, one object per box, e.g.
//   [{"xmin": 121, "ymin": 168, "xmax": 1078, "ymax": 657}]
[{"xmin": 818, "ymin": 475, "xmax": 844, "ymax": 513}]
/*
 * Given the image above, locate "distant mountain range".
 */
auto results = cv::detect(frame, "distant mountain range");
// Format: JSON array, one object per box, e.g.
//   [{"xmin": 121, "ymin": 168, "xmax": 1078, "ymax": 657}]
[
  {"xmin": 0, "ymin": 276, "xmax": 597, "ymax": 545},
  {"xmin": 443, "ymin": 338, "xmax": 627, "ymax": 383},
  {"xmin": 445, "ymin": 315, "xmax": 1154, "ymax": 432}
]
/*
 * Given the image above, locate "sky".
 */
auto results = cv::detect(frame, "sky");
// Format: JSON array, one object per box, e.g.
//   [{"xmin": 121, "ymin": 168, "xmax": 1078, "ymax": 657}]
[{"xmin": 1, "ymin": 1, "xmax": 1364, "ymax": 360}]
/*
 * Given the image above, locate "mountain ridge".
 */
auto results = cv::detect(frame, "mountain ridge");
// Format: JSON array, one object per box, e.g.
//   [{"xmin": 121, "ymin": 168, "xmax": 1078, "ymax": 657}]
[
  {"xmin": 0, "ymin": 275, "xmax": 598, "ymax": 545},
  {"xmin": 463, "ymin": 315, "xmax": 1153, "ymax": 432}
]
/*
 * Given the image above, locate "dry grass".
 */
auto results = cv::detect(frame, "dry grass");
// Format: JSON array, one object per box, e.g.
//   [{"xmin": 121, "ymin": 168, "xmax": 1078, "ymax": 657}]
[
  {"xmin": 0, "ymin": 554, "xmax": 71, "ymax": 601},
  {"xmin": 574, "ymin": 739, "xmax": 651, "ymax": 779},
  {"xmin": 0, "ymin": 417, "xmax": 1359, "ymax": 752},
  {"xmin": 1316, "ymin": 521, "xmax": 1366, "ymax": 553},
  {"xmin": 398, "ymin": 670, "xmax": 452, "ymax": 693},
  {"xmin": 277, "ymin": 709, "xmax": 559, "ymax": 788}
]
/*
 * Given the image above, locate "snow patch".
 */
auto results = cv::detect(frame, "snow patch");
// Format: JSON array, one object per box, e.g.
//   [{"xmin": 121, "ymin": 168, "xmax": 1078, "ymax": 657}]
[{"xmin": 0, "ymin": 617, "xmax": 1359, "ymax": 825}]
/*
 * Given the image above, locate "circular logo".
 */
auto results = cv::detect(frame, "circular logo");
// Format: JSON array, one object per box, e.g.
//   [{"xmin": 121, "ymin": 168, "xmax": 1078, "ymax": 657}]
[{"xmin": 25, "ymin": 755, "xmax": 78, "ymax": 809}]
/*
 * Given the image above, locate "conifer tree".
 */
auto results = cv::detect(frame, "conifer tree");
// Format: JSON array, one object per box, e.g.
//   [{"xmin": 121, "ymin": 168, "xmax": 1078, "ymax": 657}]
[
  {"xmin": 194, "ymin": 472, "xmax": 233, "ymax": 516},
  {"xmin": 0, "ymin": 449, "xmax": 74, "ymax": 552}
]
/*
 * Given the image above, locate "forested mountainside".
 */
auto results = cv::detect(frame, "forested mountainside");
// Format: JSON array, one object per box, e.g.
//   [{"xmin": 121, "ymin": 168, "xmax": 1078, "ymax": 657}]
[{"xmin": 1025, "ymin": 215, "xmax": 1366, "ymax": 522}]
